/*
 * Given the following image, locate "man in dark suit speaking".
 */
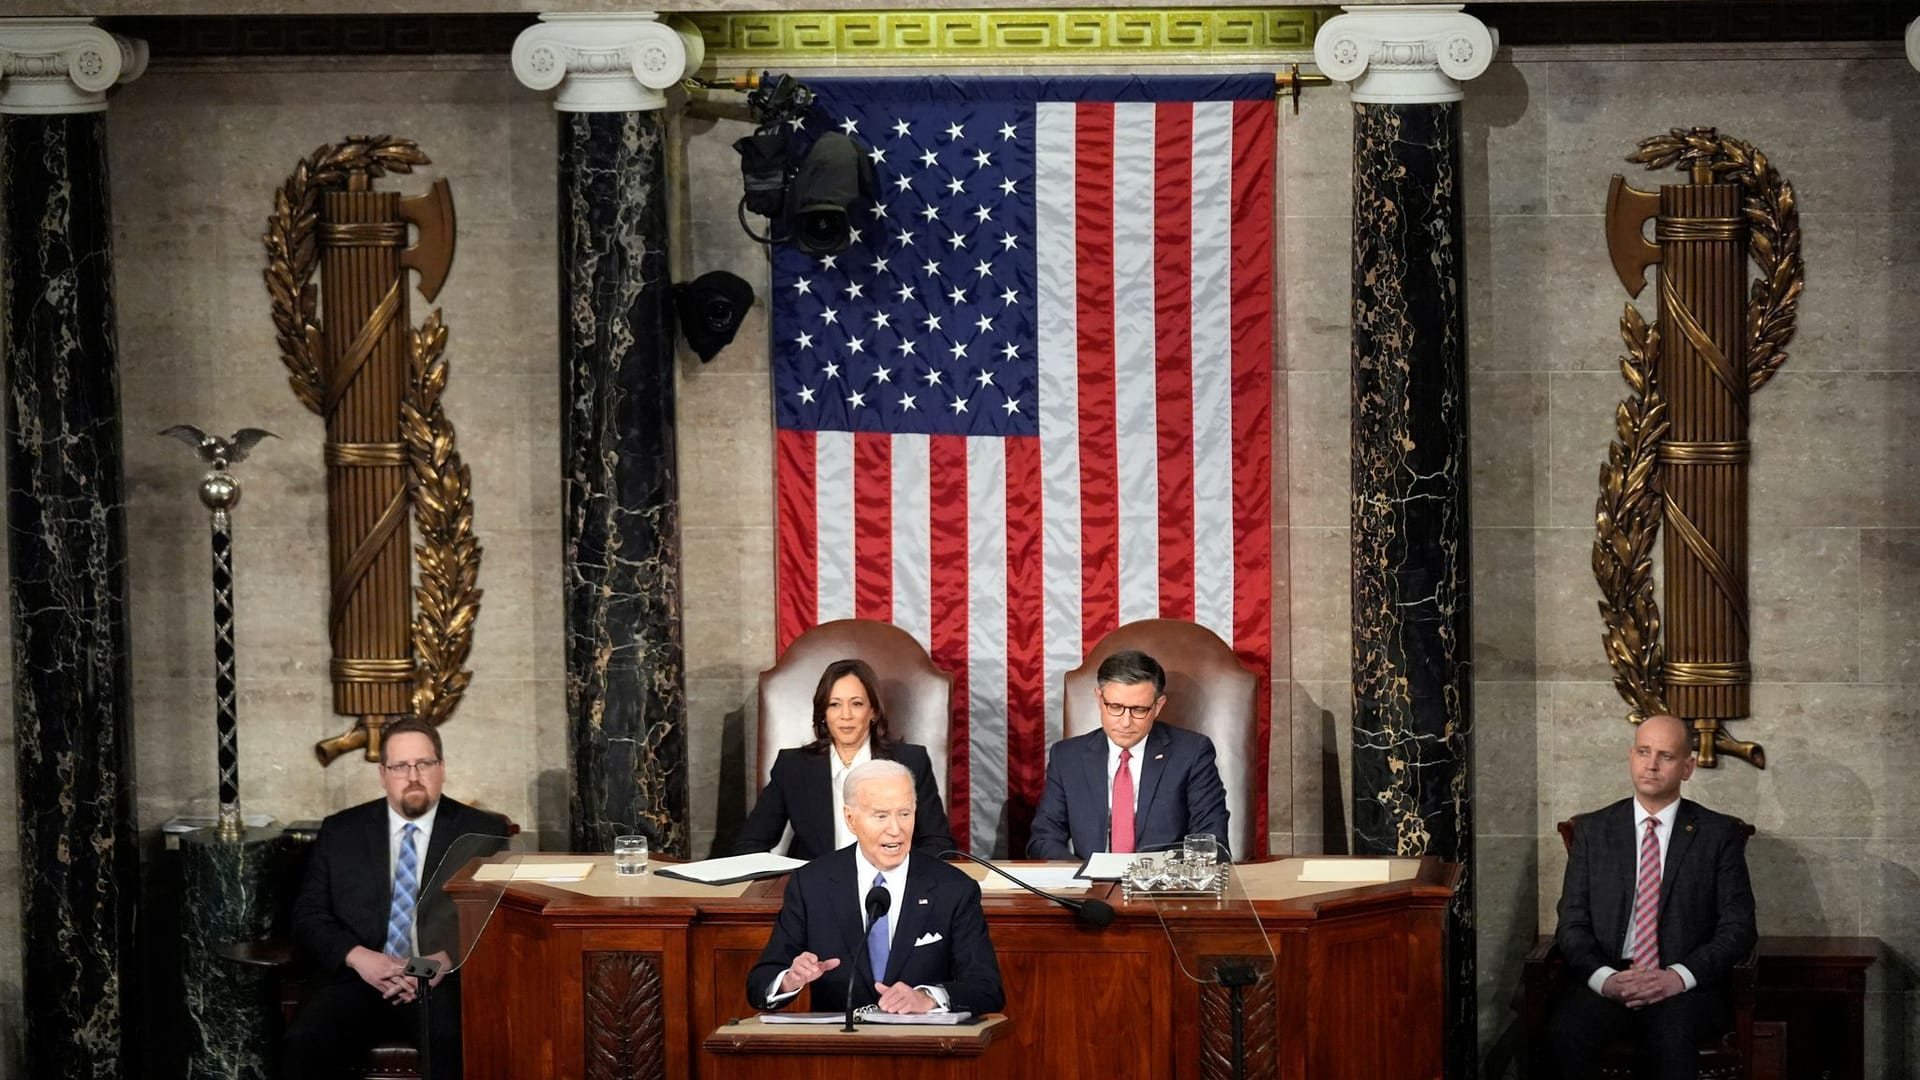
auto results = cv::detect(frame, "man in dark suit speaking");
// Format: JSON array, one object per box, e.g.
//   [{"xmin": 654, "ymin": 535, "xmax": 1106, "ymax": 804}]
[
  {"xmin": 748, "ymin": 759, "xmax": 1004, "ymax": 1016},
  {"xmin": 283, "ymin": 718, "xmax": 508, "ymax": 1079},
  {"xmin": 1027, "ymin": 649, "xmax": 1231, "ymax": 861},
  {"xmin": 1548, "ymin": 713, "xmax": 1757, "ymax": 1080}
]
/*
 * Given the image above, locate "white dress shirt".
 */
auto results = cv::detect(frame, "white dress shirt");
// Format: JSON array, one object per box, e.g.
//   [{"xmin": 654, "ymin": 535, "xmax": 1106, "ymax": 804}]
[
  {"xmin": 828, "ymin": 739, "xmax": 873, "ymax": 851},
  {"xmin": 767, "ymin": 850, "xmax": 949, "ymax": 1011},
  {"xmin": 1587, "ymin": 796, "xmax": 1697, "ymax": 996},
  {"xmin": 386, "ymin": 801, "xmax": 440, "ymax": 956}
]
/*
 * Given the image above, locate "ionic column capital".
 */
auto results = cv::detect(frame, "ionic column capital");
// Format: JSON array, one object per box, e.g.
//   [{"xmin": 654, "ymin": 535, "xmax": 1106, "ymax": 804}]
[
  {"xmin": 0, "ymin": 18, "xmax": 146, "ymax": 115},
  {"xmin": 512, "ymin": 13, "xmax": 705, "ymax": 113},
  {"xmin": 1906, "ymin": 16, "xmax": 1917, "ymax": 74},
  {"xmin": 1313, "ymin": 4, "xmax": 1495, "ymax": 105}
]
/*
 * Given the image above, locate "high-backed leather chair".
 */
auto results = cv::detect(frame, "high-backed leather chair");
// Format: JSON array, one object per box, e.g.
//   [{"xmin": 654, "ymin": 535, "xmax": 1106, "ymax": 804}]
[
  {"xmin": 1061, "ymin": 619, "xmax": 1262, "ymax": 859},
  {"xmin": 756, "ymin": 619, "xmax": 954, "ymax": 803},
  {"xmin": 1522, "ymin": 814, "xmax": 1757, "ymax": 1080}
]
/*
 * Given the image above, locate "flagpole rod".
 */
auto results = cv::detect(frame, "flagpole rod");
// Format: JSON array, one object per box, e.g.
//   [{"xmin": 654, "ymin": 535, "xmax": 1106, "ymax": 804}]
[{"xmin": 1277, "ymin": 64, "xmax": 1332, "ymax": 114}]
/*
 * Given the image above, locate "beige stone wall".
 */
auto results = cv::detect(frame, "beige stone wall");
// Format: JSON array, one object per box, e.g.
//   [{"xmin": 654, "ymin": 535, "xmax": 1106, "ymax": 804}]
[{"xmin": 1, "ymin": 37, "xmax": 1916, "ymax": 1078}]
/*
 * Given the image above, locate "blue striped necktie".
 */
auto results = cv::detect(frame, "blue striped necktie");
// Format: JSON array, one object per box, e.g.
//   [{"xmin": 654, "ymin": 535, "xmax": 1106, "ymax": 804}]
[
  {"xmin": 867, "ymin": 873, "xmax": 890, "ymax": 984},
  {"xmin": 386, "ymin": 823, "xmax": 419, "ymax": 958}
]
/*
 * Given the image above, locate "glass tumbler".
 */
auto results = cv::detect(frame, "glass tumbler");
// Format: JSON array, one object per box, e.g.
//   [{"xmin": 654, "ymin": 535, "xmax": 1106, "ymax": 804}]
[{"xmin": 613, "ymin": 834, "xmax": 649, "ymax": 875}]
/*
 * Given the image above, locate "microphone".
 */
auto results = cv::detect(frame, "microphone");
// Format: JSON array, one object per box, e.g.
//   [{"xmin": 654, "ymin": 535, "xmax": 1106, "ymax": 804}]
[
  {"xmin": 841, "ymin": 884, "xmax": 891, "ymax": 1032},
  {"xmin": 941, "ymin": 849, "xmax": 1115, "ymax": 927}
]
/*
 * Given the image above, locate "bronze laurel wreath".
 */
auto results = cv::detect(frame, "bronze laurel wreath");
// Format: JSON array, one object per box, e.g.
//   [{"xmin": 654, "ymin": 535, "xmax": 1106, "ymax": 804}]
[
  {"xmin": 402, "ymin": 312, "xmax": 482, "ymax": 725},
  {"xmin": 263, "ymin": 136, "xmax": 482, "ymax": 742},
  {"xmin": 1594, "ymin": 128, "xmax": 1803, "ymax": 728}
]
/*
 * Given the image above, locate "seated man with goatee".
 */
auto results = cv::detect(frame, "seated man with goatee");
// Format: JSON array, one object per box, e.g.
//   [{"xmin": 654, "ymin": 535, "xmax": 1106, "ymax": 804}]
[{"xmin": 283, "ymin": 718, "xmax": 508, "ymax": 1079}]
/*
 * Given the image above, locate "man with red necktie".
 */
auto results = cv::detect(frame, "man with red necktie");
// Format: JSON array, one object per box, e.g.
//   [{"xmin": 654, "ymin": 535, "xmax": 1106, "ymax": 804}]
[
  {"xmin": 1027, "ymin": 650, "xmax": 1231, "ymax": 861},
  {"xmin": 1549, "ymin": 713, "xmax": 1758, "ymax": 1080}
]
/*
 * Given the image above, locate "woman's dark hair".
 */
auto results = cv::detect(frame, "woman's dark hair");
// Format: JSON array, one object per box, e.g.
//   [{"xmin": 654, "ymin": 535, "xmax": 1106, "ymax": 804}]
[{"xmin": 801, "ymin": 658, "xmax": 897, "ymax": 757}]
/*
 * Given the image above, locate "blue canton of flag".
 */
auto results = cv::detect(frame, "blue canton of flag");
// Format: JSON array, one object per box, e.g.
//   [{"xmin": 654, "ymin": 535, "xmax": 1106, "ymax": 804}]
[{"xmin": 772, "ymin": 83, "xmax": 1040, "ymax": 438}]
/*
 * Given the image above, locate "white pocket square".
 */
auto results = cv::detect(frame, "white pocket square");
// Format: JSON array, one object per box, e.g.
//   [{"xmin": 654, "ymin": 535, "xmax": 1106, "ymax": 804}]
[{"xmin": 914, "ymin": 932, "xmax": 943, "ymax": 947}]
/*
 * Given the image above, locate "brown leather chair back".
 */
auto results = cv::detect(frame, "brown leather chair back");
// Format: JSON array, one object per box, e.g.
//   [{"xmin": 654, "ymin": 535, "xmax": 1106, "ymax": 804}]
[
  {"xmin": 756, "ymin": 620, "xmax": 954, "ymax": 803},
  {"xmin": 1062, "ymin": 619, "xmax": 1260, "ymax": 858},
  {"xmin": 1558, "ymin": 813, "xmax": 1754, "ymax": 852}
]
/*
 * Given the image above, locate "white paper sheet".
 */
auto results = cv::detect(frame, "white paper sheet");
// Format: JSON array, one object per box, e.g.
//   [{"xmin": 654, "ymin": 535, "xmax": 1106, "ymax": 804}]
[
  {"xmin": 974, "ymin": 865, "xmax": 1093, "ymax": 892},
  {"xmin": 1296, "ymin": 858, "xmax": 1394, "ymax": 883},
  {"xmin": 473, "ymin": 861, "xmax": 595, "ymax": 883},
  {"xmin": 1077, "ymin": 852, "xmax": 1139, "ymax": 880},
  {"xmin": 655, "ymin": 851, "xmax": 806, "ymax": 884}
]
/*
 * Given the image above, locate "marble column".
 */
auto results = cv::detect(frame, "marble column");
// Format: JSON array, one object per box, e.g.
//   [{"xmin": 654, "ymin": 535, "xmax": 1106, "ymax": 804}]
[
  {"xmin": 179, "ymin": 828, "xmax": 289, "ymax": 1080},
  {"xmin": 0, "ymin": 18, "xmax": 148, "ymax": 1080},
  {"xmin": 1315, "ymin": 8, "xmax": 1491, "ymax": 1079},
  {"xmin": 513, "ymin": 14, "xmax": 704, "ymax": 855}
]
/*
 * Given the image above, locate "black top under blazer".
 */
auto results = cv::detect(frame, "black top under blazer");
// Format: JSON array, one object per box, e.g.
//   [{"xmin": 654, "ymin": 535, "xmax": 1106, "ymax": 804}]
[
  {"xmin": 1554, "ymin": 796, "xmax": 1758, "ymax": 992},
  {"xmin": 730, "ymin": 741, "xmax": 956, "ymax": 861}
]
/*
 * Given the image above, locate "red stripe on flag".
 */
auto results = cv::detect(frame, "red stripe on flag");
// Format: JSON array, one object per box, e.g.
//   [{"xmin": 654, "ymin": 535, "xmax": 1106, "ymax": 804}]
[
  {"xmin": 775, "ymin": 428, "xmax": 818, "ymax": 654},
  {"xmin": 1230, "ymin": 98, "xmax": 1276, "ymax": 854},
  {"xmin": 1153, "ymin": 101, "xmax": 1197, "ymax": 622},
  {"xmin": 927, "ymin": 434, "xmax": 972, "ymax": 851},
  {"xmin": 1002, "ymin": 434, "xmax": 1046, "ymax": 854},
  {"xmin": 853, "ymin": 432, "xmax": 893, "ymax": 620},
  {"xmin": 1074, "ymin": 102, "xmax": 1120, "ymax": 647}
]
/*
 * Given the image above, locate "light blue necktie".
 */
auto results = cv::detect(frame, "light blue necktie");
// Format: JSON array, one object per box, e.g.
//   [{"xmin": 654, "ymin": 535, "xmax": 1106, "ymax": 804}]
[
  {"xmin": 385, "ymin": 823, "xmax": 419, "ymax": 958},
  {"xmin": 867, "ymin": 873, "xmax": 890, "ymax": 984}
]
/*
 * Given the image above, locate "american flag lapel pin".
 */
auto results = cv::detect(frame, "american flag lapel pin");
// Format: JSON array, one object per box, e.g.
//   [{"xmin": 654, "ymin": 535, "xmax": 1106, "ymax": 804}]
[
  {"xmin": 918, "ymin": 897, "xmax": 929, "ymax": 905},
  {"xmin": 1154, "ymin": 754, "xmax": 1165, "ymax": 761}
]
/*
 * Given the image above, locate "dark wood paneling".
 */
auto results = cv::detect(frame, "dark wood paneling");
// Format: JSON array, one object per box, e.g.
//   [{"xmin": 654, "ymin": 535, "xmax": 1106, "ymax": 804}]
[{"xmin": 583, "ymin": 952, "xmax": 665, "ymax": 1080}]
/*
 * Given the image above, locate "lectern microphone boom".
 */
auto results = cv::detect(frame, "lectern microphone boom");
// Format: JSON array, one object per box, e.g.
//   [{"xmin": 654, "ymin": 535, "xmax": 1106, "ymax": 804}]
[
  {"xmin": 842, "ymin": 885, "xmax": 891, "ymax": 1032},
  {"xmin": 941, "ymin": 850, "xmax": 1116, "ymax": 927}
]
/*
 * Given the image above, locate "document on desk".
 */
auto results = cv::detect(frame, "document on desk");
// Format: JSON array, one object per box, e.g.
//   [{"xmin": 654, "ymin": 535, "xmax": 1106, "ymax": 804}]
[
  {"xmin": 653, "ymin": 852, "xmax": 805, "ymax": 886},
  {"xmin": 1076, "ymin": 852, "xmax": 1138, "ymax": 881},
  {"xmin": 1297, "ymin": 858, "xmax": 1394, "ymax": 883},
  {"xmin": 756, "ymin": 1010, "xmax": 974, "ymax": 1025},
  {"xmin": 473, "ymin": 861, "xmax": 595, "ymax": 883},
  {"xmin": 974, "ymin": 866, "xmax": 1093, "ymax": 892}
]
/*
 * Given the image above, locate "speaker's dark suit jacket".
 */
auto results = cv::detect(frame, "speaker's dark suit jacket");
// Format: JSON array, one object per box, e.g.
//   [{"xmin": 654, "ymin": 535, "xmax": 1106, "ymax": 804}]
[
  {"xmin": 747, "ymin": 848, "xmax": 1005, "ymax": 1015},
  {"xmin": 730, "ymin": 741, "xmax": 955, "ymax": 861},
  {"xmin": 1026, "ymin": 723, "xmax": 1230, "ymax": 861},
  {"xmin": 1555, "ymin": 797, "xmax": 1757, "ymax": 991},
  {"xmin": 292, "ymin": 795, "xmax": 509, "ymax": 972}
]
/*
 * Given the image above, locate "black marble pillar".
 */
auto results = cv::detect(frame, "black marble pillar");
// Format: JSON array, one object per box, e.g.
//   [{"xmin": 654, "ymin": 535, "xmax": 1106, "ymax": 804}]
[
  {"xmin": 1347, "ymin": 101, "xmax": 1475, "ymax": 1078},
  {"xmin": 558, "ymin": 109, "xmax": 688, "ymax": 856},
  {"xmin": 1, "ymin": 112, "xmax": 140, "ymax": 1080},
  {"xmin": 179, "ymin": 828, "xmax": 289, "ymax": 1080}
]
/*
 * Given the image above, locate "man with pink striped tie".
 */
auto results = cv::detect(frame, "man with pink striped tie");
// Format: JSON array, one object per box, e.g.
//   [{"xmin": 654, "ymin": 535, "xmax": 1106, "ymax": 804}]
[{"xmin": 1548, "ymin": 714, "xmax": 1758, "ymax": 1080}]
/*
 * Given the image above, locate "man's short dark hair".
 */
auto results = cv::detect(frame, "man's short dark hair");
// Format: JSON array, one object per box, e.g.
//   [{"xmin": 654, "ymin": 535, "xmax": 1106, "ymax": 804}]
[
  {"xmin": 379, "ymin": 718, "xmax": 444, "ymax": 764},
  {"xmin": 1095, "ymin": 650, "xmax": 1165, "ymax": 697}
]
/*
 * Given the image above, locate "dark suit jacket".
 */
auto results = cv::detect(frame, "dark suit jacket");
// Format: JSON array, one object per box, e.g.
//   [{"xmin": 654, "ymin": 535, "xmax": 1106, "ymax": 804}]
[
  {"xmin": 1026, "ymin": 723, "xmax": 1231, "ymax": 861},
  {"xmin": 292, "ymin": 795, "xmax": 509, "ymax": 973},
  {"xmin": 730, "ymin": 741, "xmax": 956, "ymax": 861},
  {"xmin": 1555, "ymin": 797, "xmax": 1757, "ymax": 992},
  {"xmin": 746, "ymin": 848, "xmax": 1005, "ymax": 1015}
]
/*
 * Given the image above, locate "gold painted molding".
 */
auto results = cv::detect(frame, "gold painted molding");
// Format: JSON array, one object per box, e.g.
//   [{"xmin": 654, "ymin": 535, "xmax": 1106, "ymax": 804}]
[{"xmin": 683, "ymin": 8, "xmax": 1335, "ymax": 67}]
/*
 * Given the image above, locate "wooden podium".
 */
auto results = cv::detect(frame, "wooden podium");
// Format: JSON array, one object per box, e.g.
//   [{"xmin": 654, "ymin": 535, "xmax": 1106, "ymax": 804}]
[
  {"xmin": 454, "ymin": 856, "xmax": 1457, "ymax": 1079},
  {"xmin": 703, "ymin": 1015, "xmax": 1008, "ymax": 1078}
]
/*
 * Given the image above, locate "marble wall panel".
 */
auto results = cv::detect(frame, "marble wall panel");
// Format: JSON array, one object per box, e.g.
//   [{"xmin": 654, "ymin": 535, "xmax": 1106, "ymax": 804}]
[
  {"xmin": 1860, "ymin": 528, "xmax": 1920, "ymax": 684},
  {"xmin": 1279, "ymin": 85, "xmax": 1354, "ymax": 221},
  {"xmin": 1745, "ymin": 526, "xmax": 1861, "ymax": 684},
  {"xmin": 1286, "ymin": 370, "xmax": 1346, "ymax": 528},
  {"xmin": 1286, "ymin": 678, "xmax": 1352, "ymax": 856},
  {"xmin": 679, "ymin": 525, "xmax": 776, "ymax": 685},
  {"xmin": 686, "ymin": 675, "xmax": 759, "ymax": 860},
  {"xmin": 1279, "ymin": 214, "xmax": 1351, "ymax": 374},
  {"xmin": 1468, "ymin": 372, "xmax": 1549, "ymax": 528},
  {"xmin": 1751, "ymin": 371, "xmax": 1920, "ymax": 529},
  {"xmin": 1544, "ymin": 57, "xmax": 1920, "ymax": 218},
  {"xmin": 678, "ymin": 372, "xmax": 774, "ymax": 532},
  {"xmin": 1286, "ymin": 527, "xmax": 1349, "ymax": 684},
  {"xmin": 1475, "ymin": 832, "xmax": 1541, "ymax": 1078},
  {"xmin": 1458, "ymin": 59, "xmax": 1550, "ymax": 218},
  {"xmin": 1473, "ymin": 680, "xmax": 1547, "ymax": 840}
]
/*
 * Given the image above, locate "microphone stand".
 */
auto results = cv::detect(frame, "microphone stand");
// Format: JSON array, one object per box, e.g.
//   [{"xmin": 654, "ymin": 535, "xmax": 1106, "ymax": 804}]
[
  {"xmin": 404, "ymin": 955, "xmax": 443, "ymax": 1080},
  {"xmin": 842, "ymin": 887, "xmax": 889, "ymax": 1033},
  {"xmin": 940, "ymin": 850, "xmax": 1115, "ymax": 927}
]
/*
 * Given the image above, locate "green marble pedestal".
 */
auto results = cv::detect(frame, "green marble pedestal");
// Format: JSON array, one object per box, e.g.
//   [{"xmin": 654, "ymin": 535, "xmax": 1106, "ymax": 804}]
[{"xmin": 179, "ymin": 826, "xmax": 290, "ymax": 1080}]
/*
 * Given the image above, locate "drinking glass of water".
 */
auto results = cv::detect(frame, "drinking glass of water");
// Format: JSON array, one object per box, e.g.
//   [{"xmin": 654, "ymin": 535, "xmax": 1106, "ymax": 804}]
[
  {"xmin": 1183, "ymin": 833, "xmax": 1218, "ymax": 872},
  {"xmin": 613, "ymin": 834, "xmax": 648, "ymax": 875}
]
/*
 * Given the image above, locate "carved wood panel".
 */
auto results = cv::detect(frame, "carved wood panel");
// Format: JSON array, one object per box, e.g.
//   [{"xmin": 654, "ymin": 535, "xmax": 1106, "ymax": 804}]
[
  {"xmin": 1198, "ymin": 957, "xmax": 1278, "ymax": 1080},
  {"xmin": 584, "ymin": 950, "xmax": 666, "ymax": 1080}
]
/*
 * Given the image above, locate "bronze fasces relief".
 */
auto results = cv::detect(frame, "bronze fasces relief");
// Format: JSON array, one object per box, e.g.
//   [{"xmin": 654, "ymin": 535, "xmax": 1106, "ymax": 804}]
[
  {"xmin": 263, "ymin": 136, "xmax": 483, "ymax": 764},
  {"xmin": 1594, "ymin": 128, "xmax": 1802, "ymax": 769}
]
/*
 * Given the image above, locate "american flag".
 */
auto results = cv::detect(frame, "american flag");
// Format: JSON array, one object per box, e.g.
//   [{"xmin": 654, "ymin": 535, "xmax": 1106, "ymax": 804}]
[{"xmin": 772, "ymin": 75, "xmax": 1274, "ymax": 857}]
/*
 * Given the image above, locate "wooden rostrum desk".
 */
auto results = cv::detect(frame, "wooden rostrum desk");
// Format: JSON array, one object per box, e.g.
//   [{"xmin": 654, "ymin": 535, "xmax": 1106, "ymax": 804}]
[{"xmin": 451, "ymin": 855, "xmax": 1459, "ymax": 1079}]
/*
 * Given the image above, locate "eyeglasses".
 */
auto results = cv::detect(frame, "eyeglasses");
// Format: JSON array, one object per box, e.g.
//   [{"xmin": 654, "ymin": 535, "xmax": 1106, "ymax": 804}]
[
  {"xmin": 1097, "ymin": 696, "xmax": 1159, "ymax": 721},
  {"xmin": 382, "ymin": 758, "xmax": 441, "ymax": 777}
]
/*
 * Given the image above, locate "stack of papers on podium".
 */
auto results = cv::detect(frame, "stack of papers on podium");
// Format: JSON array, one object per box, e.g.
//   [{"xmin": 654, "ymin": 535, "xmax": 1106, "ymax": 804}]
[
  {"xmin": 758, "ymin": 1010, "xmax": 974, "ymax": 1025},
  {"xmin": 473, "ymin": 861, "xmax": 595, "ymax": 883},
  {"xmin": 653, "ymin": 852, "xmax": 805, "ymax": 885}
]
